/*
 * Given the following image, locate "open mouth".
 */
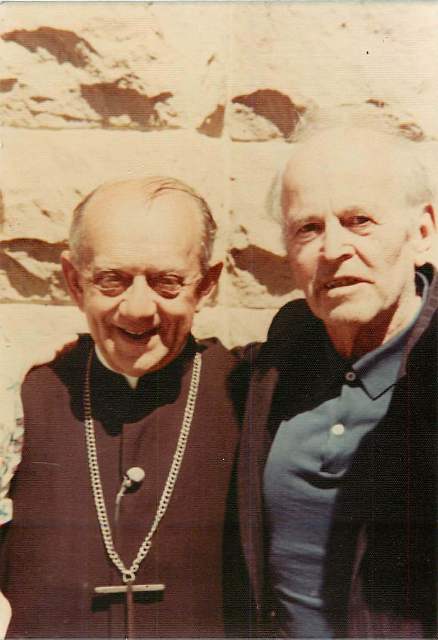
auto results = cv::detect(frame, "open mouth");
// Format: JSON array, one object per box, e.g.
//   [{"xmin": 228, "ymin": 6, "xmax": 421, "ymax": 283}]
[
  {"xmin": 116, "ymin": 327, "xmax": 158, "ymax": 341},
  {"xmin": 324, "ymin": 277, "xmax": 366, "ymax": 291}
]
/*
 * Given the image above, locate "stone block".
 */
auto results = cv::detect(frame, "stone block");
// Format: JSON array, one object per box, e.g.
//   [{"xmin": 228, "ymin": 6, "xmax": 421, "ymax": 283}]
[{"xmin": 0, "ymin": 3, "xmax": 229, "ymax": 131}]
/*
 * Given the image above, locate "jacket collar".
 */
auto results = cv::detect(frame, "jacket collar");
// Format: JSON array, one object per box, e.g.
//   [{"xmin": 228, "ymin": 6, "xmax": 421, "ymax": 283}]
[{"xmin": 400, "ymin": 265, "xmax": 438, "ymax": 376}]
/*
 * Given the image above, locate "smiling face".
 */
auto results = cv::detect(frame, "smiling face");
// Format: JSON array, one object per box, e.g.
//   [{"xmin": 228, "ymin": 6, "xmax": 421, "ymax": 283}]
[
  {"xmin": 282, "ymin": 129, "xmax": 434, "ymax": 351},
  {"xmin": 62, "ymin": 183, "xmax": 220, "ymax": 376}
]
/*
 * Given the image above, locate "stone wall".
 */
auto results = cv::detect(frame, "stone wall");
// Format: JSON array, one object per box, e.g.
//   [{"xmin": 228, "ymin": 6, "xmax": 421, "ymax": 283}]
[{"xmin": 1, "ymin": 1, "xmax": 438, "ymax": 349}]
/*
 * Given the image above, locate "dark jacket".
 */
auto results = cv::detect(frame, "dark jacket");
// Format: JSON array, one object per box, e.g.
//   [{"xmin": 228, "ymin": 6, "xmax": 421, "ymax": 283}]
[{"xmin": 238, "ymin": 267, "xmax": 437, "ymax": 638}]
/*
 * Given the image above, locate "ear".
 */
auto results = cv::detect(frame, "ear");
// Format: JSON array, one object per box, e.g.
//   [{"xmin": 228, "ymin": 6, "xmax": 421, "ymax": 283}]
[
  {"xmin": 61, "ymin": 251, "xmax": 85, "ymax": 310},
  {"xmin": 195, "ymin": 262, "xmax": 223, "ymax": 310},
  {"xmin": 413, "ymin": 204, "xmax": 437, "ymax": 267}
]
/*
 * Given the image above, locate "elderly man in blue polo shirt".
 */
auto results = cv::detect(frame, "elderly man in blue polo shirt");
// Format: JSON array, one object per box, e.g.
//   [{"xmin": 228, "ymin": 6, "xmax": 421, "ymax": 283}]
[{"xmin": 239, "ymin": 127, "xmax": 437, "ymax": 638}]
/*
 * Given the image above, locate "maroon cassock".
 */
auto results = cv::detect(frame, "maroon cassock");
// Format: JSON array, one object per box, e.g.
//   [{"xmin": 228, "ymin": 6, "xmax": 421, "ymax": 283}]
[{"xmin": 1, "ymin": 335, "xmax": 246, "ymax": 638}]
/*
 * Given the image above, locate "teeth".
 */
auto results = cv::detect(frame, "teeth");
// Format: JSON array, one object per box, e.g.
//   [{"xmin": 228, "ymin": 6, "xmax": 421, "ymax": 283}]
[{"xmin": 121, "ymin": 328, "xmax": 150, "ymax": 337}]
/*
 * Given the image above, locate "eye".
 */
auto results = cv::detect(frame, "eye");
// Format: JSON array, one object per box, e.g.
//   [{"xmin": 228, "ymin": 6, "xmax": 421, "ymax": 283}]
[
  {"xmin": 149, "ymin": 274, "xmax": 184, "ymax": 298},
  {"xmin": 351, "ymin": 215, "xmax": 370, "ymax": 225},
  {"xmin": 94, "ymin": 271, "xmax": 130, "ymax": 296},
  {"xmin": 295, "ymin": 221, "xmax": 322, "ymax": 239},
  {"xmin": 346, "ymin": 214, "xmax": 372, "ymax": 231}
]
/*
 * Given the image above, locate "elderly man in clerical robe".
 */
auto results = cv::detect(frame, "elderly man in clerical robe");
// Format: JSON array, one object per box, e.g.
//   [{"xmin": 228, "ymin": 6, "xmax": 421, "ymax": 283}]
[
  {"xmin": 0, "ymin": 177, "xmax": 248, "ymax": 638},
  {"xmin": 239, "ymin": 127, "xmax": 437, "ymax": 638}
]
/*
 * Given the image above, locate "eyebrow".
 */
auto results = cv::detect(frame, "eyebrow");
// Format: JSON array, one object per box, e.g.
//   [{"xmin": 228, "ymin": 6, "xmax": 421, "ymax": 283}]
[
  {"xmin": 290, "ymin": 206, "xmax": 370, "ymax": 221},
  {"xmin": 340, "ymin": 207, "xmax": 369, "ymax": 216},
  {"xmin": 92, "ymin": 267, "xmax": 188, "ymax": 278},
  {"xmin": 286, "ymin": 213, "xmax": 320, "ymax": 229}
]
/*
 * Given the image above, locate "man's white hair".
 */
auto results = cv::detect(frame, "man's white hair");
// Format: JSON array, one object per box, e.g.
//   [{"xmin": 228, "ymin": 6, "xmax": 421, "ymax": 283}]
[{"xmin": 268, "ymin": 125, "xmax": 434, "ymax": 244}]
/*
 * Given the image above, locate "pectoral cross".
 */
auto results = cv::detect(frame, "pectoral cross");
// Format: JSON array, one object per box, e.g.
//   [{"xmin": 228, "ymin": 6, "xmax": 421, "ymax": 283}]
[{"xmin": 95, "ymin": 583, "xmax": 165, "ymax": 639}]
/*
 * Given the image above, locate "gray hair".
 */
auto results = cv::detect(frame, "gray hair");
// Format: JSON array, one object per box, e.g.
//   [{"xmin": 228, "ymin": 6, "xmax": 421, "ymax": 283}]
[
  {"xmin": 269, "ymin": 126, "xmax": 434, "ymax": 244},
  {"xmin": 69, "ymin": 176, "xmax": 217, "ymax": 273}
]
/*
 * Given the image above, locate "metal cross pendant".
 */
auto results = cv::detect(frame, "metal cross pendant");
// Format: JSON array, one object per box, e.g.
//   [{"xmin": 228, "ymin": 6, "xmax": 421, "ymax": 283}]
[
  {"xmin": 94, "ymin": 583, "xmax": 165, "ymax": 595},
  {"xmin": 94, "ymin": 583, "xmax": 165, "ymax": 639}
]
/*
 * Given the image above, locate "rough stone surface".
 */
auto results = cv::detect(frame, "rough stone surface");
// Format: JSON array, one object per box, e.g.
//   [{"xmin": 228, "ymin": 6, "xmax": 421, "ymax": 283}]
[
  {"xmin": 1, "ymin": 2, "xmax": 438, "ymax": 349},
  {"xmin": 0, "ymin": 3, "xmax": 228, "ymax": 131}
]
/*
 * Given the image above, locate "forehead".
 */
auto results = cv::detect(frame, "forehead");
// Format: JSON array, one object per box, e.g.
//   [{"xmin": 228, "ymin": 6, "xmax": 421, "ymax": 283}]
[
  {"xmin": 81, "ymin": 188, "xmax": 204, "ymax": 270},
  {"xmin": 283, "ymin": 133, "xmax": 411, "ymax": 217}
]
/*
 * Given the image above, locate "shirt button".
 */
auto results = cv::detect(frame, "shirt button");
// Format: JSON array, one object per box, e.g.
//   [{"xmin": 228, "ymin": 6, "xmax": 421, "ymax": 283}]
[
  {"xmin": 345, "ymin": 370, "xmax": 356, "ymax": 382},
  {"xmin": 331, "ymin": 423, "xmax": 345, "ymax": 436}
]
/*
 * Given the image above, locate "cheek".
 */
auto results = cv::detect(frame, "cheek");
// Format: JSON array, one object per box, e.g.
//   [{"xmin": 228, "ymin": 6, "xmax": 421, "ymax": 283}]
[
  {"xmin": 370, "ymin": 243, "xmax": 411, "ymax": 288},
  {"xmin": 361, "ymin": 228, "xmax": 409, "ymax": 267},
  {"xmin": 82, "ymin": 294, "xmax": 114, "ymax": 329},
  {"xmin": 289, "ymin": 253, "xmax": 315, "ymax": 291},
  {"xmin": 158, "ymin": 302, "xmax": 197, "ymax": 335}
]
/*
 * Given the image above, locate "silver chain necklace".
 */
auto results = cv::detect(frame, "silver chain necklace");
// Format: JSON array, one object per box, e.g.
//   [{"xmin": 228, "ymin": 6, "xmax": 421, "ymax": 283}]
[{"xmin": 84, "ymin": 348, "xmax": 202, "ymax": 584}]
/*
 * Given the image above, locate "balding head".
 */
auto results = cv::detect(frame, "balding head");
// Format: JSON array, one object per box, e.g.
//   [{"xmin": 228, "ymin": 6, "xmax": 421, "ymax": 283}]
[{"xmin": 69, "ymin": 176, "xmax": 216, "ymax": 274}]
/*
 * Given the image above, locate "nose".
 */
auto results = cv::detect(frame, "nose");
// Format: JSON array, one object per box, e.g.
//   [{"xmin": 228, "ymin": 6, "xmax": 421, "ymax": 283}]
[
  {"xmin": 118, "ymin": 276, "xmax": 157, "ymax": 321},
  {"xmin": 322, "ymin": 219, "xmax": 354, "ymax": 261}
]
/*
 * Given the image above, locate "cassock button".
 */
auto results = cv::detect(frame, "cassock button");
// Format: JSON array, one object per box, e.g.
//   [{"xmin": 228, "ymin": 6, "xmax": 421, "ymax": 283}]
[
  {"xmin": 269, "ymin": 609, "xmax": 277, "ymax": 619},
  {"xmin": 331, "ymin": 423, "xmax": 345, "ymax": 436},
  {"xmin": 345, "ymin": 370, "xmax": 356, "ymax": 382}
]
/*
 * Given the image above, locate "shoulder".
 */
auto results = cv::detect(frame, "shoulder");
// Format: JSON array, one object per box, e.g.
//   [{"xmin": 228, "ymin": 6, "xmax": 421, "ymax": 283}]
[
  {"xmin": 267, "ymin": 298, "xmax": 321, "ymax": 341},
  {"xmin": 22, "ymin": 334, "xmax": 91, "ymax": 396},
  {"xmin": 196, "ymin": 337, "xmax": 255, "ymax": 421},
  {"xmin": 255, "ymin": 298, "xmax": 325, "ymax": 372},
  {"xmin": 196, "ymin": 336, "xmax": 247, "ymax": 374},
  {"xmin": 403, "ymin": 267, "xmax": 438, "ymax": 366}
]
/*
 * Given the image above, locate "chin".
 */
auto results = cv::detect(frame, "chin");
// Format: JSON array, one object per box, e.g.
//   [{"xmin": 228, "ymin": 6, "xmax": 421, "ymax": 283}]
[
  {"xmin": 323, "ymin": 301, "xmax": 377, "ymax": 327},
  {"xmin": 98, "ymin": 337, "xmax": 163, "ymax": 375},
  {"xmin": 128, "ymin": 351, "xmax": 173, "ymax": 377}
]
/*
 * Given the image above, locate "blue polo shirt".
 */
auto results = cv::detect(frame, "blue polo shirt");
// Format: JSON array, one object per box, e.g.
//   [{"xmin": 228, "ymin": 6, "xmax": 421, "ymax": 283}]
[{"xmin": 264, "ymin": 277, "xmax": 428, "ymax": 638}]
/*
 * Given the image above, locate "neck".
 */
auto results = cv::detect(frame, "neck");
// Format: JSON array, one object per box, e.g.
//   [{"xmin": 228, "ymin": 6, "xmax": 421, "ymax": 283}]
[{"xmin": 327, "ymin": 294, "xmax": 422, "ymax": 359}]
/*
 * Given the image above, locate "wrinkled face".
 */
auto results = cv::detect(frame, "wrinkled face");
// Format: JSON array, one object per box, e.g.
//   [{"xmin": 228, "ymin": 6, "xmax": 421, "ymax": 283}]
[
  {"xmin": 63, "ymin": 188, "xmax": 218, "ymax": 376},
  {"xmin": 282, "ymin": 141, "xmax": 428, "ymax": 336}
]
